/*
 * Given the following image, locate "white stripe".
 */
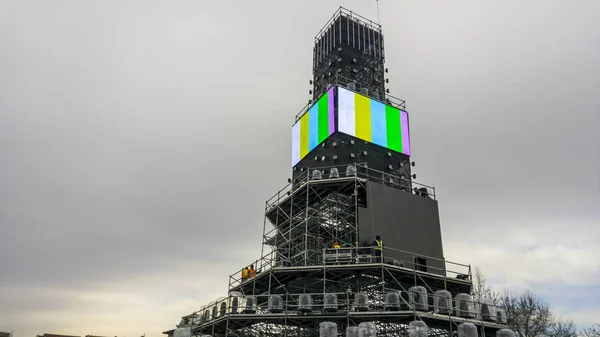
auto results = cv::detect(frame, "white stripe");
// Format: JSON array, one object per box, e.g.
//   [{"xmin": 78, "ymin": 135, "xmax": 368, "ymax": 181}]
[{"xmin": 338, "ymin": 87, "xmax": 356, "ymax": 137}]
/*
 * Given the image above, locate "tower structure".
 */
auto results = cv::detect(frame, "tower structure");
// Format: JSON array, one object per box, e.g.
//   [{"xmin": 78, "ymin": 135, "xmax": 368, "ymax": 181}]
[{"xmin": 163, "ymin": 7, "xmax": 512, "ymax": 337}]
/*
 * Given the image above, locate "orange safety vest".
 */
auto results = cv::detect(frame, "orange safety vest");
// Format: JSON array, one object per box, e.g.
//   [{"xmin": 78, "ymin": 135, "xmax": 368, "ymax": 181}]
[
  {"xmin": 333, "ymin": 242, "xmax": 341, "ymax": 249},
  {"xmin": 248, "ymin": 268, "xmax": 256, "ymax": 278}
]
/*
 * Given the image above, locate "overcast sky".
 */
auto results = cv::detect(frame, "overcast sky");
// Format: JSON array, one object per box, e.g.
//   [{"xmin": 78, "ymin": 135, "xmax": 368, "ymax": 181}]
[{"xmin": 1, "ymin": 0, "xmax": 599, "ymax": 335}]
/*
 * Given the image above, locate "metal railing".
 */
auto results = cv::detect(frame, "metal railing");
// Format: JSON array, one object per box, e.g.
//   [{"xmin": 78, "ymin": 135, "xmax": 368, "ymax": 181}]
[
  {"xmin": 228, "ymin": 250, "xmax": 276, "ymax": 289},
  {"xmin": 265, "ymin": 163, "xmax": 435, "ymax": 212},
  {"xmin": 315, "ymin": 7, "xmax": 382, "ymax": 43},
  {"xmin": 189, "ymin": 289, "xmax": 508, "ymax": 329},
  {"xmin": 228, "ymin": 244, "xmax": 471, "ymax": 290},
  {"xmin": 321, "ymin": 245, "xmax": 471, "ymax": 280},
  {"xmin": 295, "ymin": 76, "xmax": 407, "ymax": 122}
]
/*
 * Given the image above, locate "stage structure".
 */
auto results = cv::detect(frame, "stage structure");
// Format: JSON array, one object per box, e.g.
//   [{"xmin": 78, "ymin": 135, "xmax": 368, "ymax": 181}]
[{"xmin": 163, "ymin": 7, "xmax": 513, "ymax": 337}]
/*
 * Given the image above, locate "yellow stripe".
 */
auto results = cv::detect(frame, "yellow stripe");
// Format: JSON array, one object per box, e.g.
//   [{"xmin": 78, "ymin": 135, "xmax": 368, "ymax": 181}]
[
  {"xmin": 355, "ymin": 93, "xmax": 371, "ymax": 142},
  {"xmin": 300, "ymin": 113, "xmax": 309, "ymax": 157}
]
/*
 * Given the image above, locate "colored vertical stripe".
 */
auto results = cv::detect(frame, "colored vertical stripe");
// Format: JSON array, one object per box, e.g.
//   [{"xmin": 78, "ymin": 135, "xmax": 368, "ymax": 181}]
[
  {"xmin": 328, "ymin": 87, "xmax": 335, "ymax": 135},
  {"xmin": 355, "ymin": 93, "xmax": 372, "ymax": 142},
  {"xmin": 291, "ymin": 122, "xmax": 300, "ymax": 166},
  {"xmin": 308, "ymin": 104, "xmax": 319, "ymax": 150},
  {"xmin": 292, "ymin": 85, "xmax": 411, "ymax": 168},
  {"xmin": 299, "ymin": 113, "xmax": 309, "ymax": 158},
  {"xmin": 400, "ymin": 111, "xmax": 411, "ymax": 155},
  {"xmin": 318, "ymin": 91, "xmax": 329, "ymax": 142},
  {"xmin": 370, "ymin": 100, "xmax": 387, "ymax": 148},
  {"xmin": 338, "ymin": 87, "xmax": 355, "ymax": 136},
  {"xmin": 385, "ymin": 105, "xmax": 402, "ymax": 153}
]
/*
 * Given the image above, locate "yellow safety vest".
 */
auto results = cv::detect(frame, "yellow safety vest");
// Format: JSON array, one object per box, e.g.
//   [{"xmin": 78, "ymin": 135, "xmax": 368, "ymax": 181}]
[
  {"xmin": 242, "ymin": 269, "xmax": 248, "ymax": 278},
  {"xmin": 333, "ymin": 243, "xmax": 341, "ymax": 249},
  {"xmin": 375, "ymin": 240, "xmax": 382, "ymax": 250}
]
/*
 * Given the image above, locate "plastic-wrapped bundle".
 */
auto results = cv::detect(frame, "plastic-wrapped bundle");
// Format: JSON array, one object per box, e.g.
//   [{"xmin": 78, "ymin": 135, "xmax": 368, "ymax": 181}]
[
  {"xmin": 191, "ymin": 313, "xmax": 201, "ymax": 325},
  {"xmin": 197, "ymin": 306, "xmax": 206, "ymax": 324},
  {"xmin": 458, "ymin": 323, "xmax": 478, "ymax": 337},
  {"xmin": 320, "ymin": 322, "xmax": 338, "ymax": 337},
  {"xmin": 354, "ymin": 292, "xmax": 369, "ymax": 311},
  {"xmin": 312, "ymin": 170, "xmax": 322, "ymax": 180},
  {"xmin": 434, "ymin": 290, "xmax": 452, "ymax": 314},
  {"xmin": 346, "ymin": 326, "xmax": 359, "ymax": 337},
  {"xmin": 243, "ymin": 296, "xmax": 257, "ymax": 314},
  {"xmin": 324, "ymin": 293, "xmax": 338, "ymax": 312},
  {"xmin": 211, "ymin": 302, "xmax": 218, "ymax": 320},
  {"xmin": 346, "ymin": 165, "xmax": 356, "ymax": 177},
  {"xmin": 201, "ymin": 335, "xmax": 212, "ymax": 337},
  {"xmin": 268, "ymin": 295, "xmax": 284, "ymax": 313},
  {"xmin": 455, "ymin": 293, "xmax": 476, "ymax": 318},
  {"xmin": 496, "ymin": 307, "xmax": 507, "ymax": 324},
  {"xmin": 409, "ymin": 286, "xmax": 428, "ymax": 311},
  {"xmin": 242, "ymin": 296, "xmax": 256, "ymax": 314},
  {"xmin": 219, "ymin": 301, "xmax": 227, "ymax": 317},
  {"xmin": 330, "ymin": 168, "xmax": 340, "ymax": 179},
  {"xmin": 228, "ymin": 292, "xmax": 244, "ymax": 314},
  {"xmin": 358, "ymin": 322, "xmax": 377, "ymax": 337},
  {"xmin": 385, "ymin": 291, "xmax": 401, "ymax": 311},
  {"xmin": 480, "ymin": 298, "xmax": 496, "ymax": 322},
  {"xmin": 174, "ymin": 327, "xmax": 192, "ymax": 337},
  {"xmin": 408, "ymin": 320, "xmax": 428, "ymax": 337},
  {"xmin": 203, "ymin": 306, "xmax": 211, "ymax": 322},
  {"xmin": 497, "ymin": 329, "xmax": 516, "ymax": 337},
  {"xmin": 298, "ymin": 294, "xmax": 313, "ymax": 313}
]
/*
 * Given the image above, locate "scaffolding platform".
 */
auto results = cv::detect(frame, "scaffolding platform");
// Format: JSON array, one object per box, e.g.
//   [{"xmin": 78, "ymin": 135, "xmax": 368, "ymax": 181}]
[
  {"xmin": 265, "ymin": 175, "xmax": 362, "ymax": 230},
  {"xmin": 229, "ymin": 247, "xmax": 472, "ymax": 297}
]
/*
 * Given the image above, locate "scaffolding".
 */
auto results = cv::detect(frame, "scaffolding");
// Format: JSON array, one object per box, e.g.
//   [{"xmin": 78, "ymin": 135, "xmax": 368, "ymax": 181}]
[
  {"xmin": 163, "ymin": 5, "xmax": 514, "ymax": 337},
  {"xmin": 261, "ymin": 163, "xmax": 429, "ymax": 269},
  {"xmin": 177, "ymin": 164, "xmax": 509, "ymax": 337},
  {"xmin": 187, "ymin": 243, "xmax": 508, "ymax": 337}
]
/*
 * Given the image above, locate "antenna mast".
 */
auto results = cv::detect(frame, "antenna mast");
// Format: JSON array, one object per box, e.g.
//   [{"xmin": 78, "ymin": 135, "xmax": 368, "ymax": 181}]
[{"xmin": 376, "ymin": 0, "xmax": 381, "ymax": 25}]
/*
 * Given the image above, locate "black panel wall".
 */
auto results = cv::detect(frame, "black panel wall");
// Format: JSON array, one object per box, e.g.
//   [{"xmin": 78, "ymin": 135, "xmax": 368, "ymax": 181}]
[
  {"xmin": 292, "ymin": 132, "xmax": 412, "ymax": 184},
  {"xmin": 358, "ymin": 182, "xmax": 445, "ymax": 275}
]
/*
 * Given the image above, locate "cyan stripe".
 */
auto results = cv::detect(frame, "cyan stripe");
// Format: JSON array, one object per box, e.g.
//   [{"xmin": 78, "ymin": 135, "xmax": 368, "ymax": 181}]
[
  {"xmin": 308, "ymin": 103, "xmax": 319, "ymax": 151},
  {"xmin": 370, "ymin": 99, "xmax": 387, "ymax": 148}
]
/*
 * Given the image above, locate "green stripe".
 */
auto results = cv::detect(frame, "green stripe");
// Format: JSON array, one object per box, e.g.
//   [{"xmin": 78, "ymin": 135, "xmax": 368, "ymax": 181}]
[
  {"xmin": 318, "ymin": 92, "xmax": 329, "ymax": 142},
  {"xmin": 385, "ymin": 105, "xmax": 402, "ymax": 152}
]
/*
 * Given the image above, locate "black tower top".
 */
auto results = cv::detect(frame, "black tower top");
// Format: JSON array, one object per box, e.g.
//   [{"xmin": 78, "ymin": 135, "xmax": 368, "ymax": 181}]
[
  {"xmin": 293, "ymin": 7, "xmax": 411, "ymax": 192},
  {"xmin": 312, "ymin": 8, "xmax": 386, "ymax": 102}
]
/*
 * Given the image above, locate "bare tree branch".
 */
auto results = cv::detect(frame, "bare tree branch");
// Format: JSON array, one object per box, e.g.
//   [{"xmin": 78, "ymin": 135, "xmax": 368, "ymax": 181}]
[
  {"xmin": 581, "ymin": 324, "xmax": 600, "ymax": 337},
  {"xmin": 500, "ymin": 290, "xmax": 553, "ymax": 337},
  {"xmin": 472, "ymin": 266, "xmax": 501, "ymax": 304},
  {"xmin": 548, "ymin": 318, "xmax": 577, "ymax": 337}
]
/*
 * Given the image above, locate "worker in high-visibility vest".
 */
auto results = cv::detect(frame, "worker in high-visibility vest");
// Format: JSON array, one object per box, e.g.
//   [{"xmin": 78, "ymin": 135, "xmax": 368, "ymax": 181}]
[
  {"xmin": 372, "ymin": 235, "xmax": 383, "ymax": 262},
  {"xmin": 241, "ymin": 267, "xmax": 249, "ymax": 281},
  {"xmin": 248, "ymin": 264, "xmax": 256, "ymax": 278},
  {"xmin": 333, "ymin": 241, "xmax": 341, "ymax": 249}
]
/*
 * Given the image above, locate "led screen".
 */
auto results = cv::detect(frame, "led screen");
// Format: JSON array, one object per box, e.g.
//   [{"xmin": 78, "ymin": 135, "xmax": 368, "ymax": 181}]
[
  {"xmin": 338, "ymin": 87, "xmax": 411, "ymax": 155},
  {"xmin": 291, "ymin": 87, "xmax": 335, "ymax": 166}
]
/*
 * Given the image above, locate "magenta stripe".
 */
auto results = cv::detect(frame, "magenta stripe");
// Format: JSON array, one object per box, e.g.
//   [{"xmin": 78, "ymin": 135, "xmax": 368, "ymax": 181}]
[
  {"xmin": 328, "ymin": 87, "xmax": 335, "ymax": 135},
  {"xmin": 400, "ymin": 111, "xmax": 411, "ymax": 155}
]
